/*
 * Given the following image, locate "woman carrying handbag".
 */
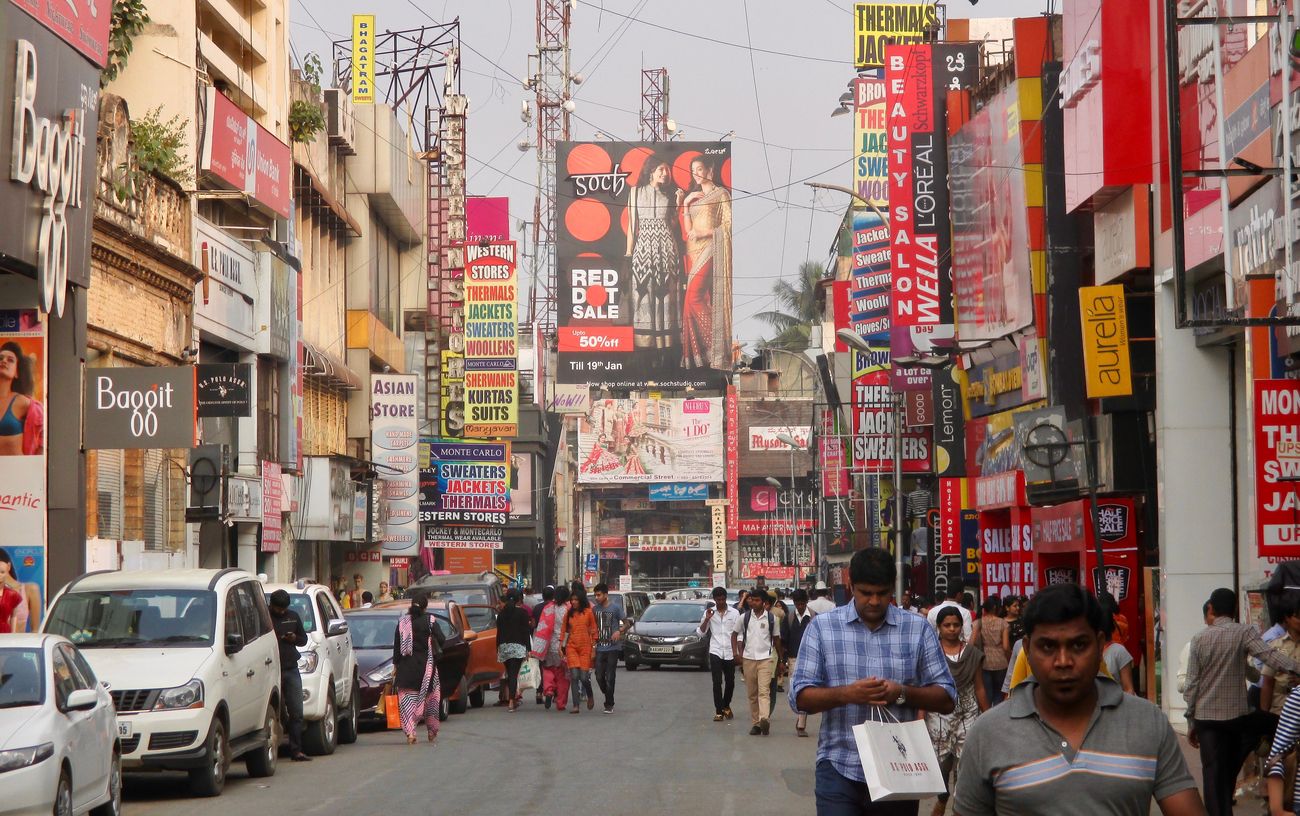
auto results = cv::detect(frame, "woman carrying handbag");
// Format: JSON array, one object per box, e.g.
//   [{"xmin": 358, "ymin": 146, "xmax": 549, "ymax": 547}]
[{"xmin": 392, "ymin": 592, "xmax": 445, "ymax": 745}]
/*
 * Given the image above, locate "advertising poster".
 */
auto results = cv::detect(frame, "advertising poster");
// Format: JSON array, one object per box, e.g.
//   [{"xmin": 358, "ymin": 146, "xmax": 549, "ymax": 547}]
[
  {"xmin": 510, "ymin": 453, "xmax": 533, "ymax": 518},
  {"xmin": 851, "ymin": 373, "xmax": 931, "ymax": 473},
  {"xmin": 1255, "ymin": 380, "xmax": 1300, "ymax": 558},
  {"xmin": 578, "ymin": 397, "xmax": 724, "ymax": 484},
  {"xmin": 419, "ymin": 438, "xmax": 510, "ymax": 527},
  {"xmin": 261, "ymin": 461, "xmax": 282, "ymax": 553},
  {"xmin": 932, "ymin": 363, "xmax": 966, "ymax": 477},
  {"xmin": 1079, "ymin": 285, "xmax": 1133, "ymax": 399},
  {"xmin": 423, "ymin": 527, "xmax": 504, "ymax": 550},
  {"xmin": 0, "ymin": 308, "xmax": 45, "ymax": 632},
  {"xmin": 853, "ymin": 77, "xmax": 889, "ymax": 210},
  {"xmin": 351, "ymin": 14, "xmax": 374, "ymax": 103},
  {"xmin": 556, "ymin": 141, "xmax": 733, "ymax": 388},
  {"xmin": 726, "ymin": 385, "xmax": 739, "ymax": 539},
  {"xmin": 463, "ymin": 241, "xmax": 518, "ymax": 437},
  {"xmin": 371, "ymin": 374, "xmax": 419, "ymax": 555},
  {"xmin": 980, "ymin": 517, "xmax": 1035, "ymax": 599},
  {"xmin": 850, "ymin": 210, "xmax": 892, "ymax": 343},
  {"xmin": 853, "ymin": 2, "xmax": 937, "ymax": 68}
]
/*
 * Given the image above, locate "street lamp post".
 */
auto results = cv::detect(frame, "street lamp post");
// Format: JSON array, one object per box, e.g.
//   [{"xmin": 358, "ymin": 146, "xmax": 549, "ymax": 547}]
[
  {"xmin": 777, "ymin": 431, "xmax": 803, "ymax": 581},
  {"xmin": 765, "ymin": 476, "xmax": 783, "ymax": 568}
]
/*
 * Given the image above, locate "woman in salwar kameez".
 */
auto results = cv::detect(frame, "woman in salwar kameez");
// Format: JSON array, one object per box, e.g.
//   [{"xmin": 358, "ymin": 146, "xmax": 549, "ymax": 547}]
[{"xmin": 392, "ymin": 592, "xmax": 445, "ymax": 745}]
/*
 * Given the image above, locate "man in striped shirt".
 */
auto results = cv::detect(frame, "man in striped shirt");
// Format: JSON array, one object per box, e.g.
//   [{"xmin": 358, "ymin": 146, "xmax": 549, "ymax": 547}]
[{"xmin": 953, "ymin": 584, "xmax": 1204, "ymax": 816}]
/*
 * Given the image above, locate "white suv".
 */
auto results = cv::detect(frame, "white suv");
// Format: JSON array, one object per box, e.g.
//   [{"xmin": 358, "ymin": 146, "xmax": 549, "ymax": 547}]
[
  {"xmin": 43, "ymin": 568, "xmax": 282, "ymax": 797},
  {"xmin": 262, "ymin": 583, "xmax": 359, "ymax": 755}
]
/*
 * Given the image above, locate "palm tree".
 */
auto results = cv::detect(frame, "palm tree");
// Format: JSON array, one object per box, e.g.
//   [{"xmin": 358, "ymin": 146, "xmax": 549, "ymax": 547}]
[{"xmin": 754, "ymin": 261, "xmax": 827, "ymax": 350}]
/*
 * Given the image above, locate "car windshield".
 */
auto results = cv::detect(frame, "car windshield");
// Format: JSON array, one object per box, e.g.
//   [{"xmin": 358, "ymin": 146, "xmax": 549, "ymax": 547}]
[
  {"xmin": 0, "ymin": 648, "xmax": 43, "ymax": 708},
  {"xmin": 279, "ymin": 594, "xmax": 317, "ymax": 633},
  {"xmin": 427, "ymin": 590, "xmax": 495, "ymax": 629},
  {"xmin": 46, "ymin": 589, "xmax": 217, "ymax": 648},
  {"xmin": 347, "ymin": 612, "xmax": 454, "ymax": 649},
  {"xmin": 639, "ymin": 604, "xmax": 706, "ymax": 624}
]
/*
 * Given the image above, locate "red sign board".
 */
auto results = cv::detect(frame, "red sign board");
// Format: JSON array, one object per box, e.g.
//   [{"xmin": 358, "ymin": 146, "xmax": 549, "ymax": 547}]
[
  {"xmin": 726, "ymin": 385, "xmax": 739, "ymax": 540},
  {"xmin": 741, "ymin": 563, "xmax": 796, "ymax": 581},
  {"xmin": 202, "ymin": 89, "xmax": 292, "ymax": 219},
  {"xmin": 980, "ymin": 516, "xmax": 1034, "ymax": 599},
  {"xmin": 466, "ymin": 197, "xmax": 511, "ymax": 241},
  {"xmin": 1256, "ymin": 380, "xmax": 1300, "ymax": 558},
  {"xmin": 10, "ymin": 0, "xmax": 110, "ymax": 67},
  {"xmin": 851, "ymin": 372, "xmax": 932, "ymax": 473},
  {"xmin": 886, "ymin": 44, "xmax": 932, "ymax": 340},
  {"xmin": 738, "ymin": 518, "xmax": 815, "ymax": 536},
  {"xmin": 939, "ymin": 478, "xmax": 966, "ymax": 556},
  {"xmin": 261, "ymin": 461, "xmax": 282, "ymax": 553}
]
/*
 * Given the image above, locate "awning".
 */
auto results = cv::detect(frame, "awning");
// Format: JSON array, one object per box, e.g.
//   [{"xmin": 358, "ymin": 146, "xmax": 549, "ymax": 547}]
[{"xmin": 302, "ymin": 340, "xmax": 363, "ymax": 391}]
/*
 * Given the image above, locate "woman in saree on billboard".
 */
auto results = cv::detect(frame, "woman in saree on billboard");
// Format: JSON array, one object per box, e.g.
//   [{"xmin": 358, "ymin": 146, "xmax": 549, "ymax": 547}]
[
  {"xmin": 625, "ymin": 154, "xmax": 683, "ymax": 355},
  {"xmin": 680, "ymin": 155, "xmax": 733, "ymax": 371}
]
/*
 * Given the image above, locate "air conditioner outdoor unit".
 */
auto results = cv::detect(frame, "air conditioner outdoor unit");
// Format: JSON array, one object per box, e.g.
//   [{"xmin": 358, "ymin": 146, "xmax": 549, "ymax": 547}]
[{"xmin": 324, "ymin": 89, "xmax": 356, "ymax": 155}]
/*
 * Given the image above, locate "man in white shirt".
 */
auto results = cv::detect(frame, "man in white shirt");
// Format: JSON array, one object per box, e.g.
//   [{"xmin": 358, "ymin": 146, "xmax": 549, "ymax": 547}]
[
  {"xmin": 731, "ymin": 587, "xmax": 782, "ymax": 736},
  {"xmin": 698, "ymin": 586, "xmax": 743, "ymax": 722},
  {"xmin": 927, "ymin": 578, "xmax": 973, "ymax": 640},
  {"xmin": 807, "ymin": 582, "xmax": 836, "ymax": 615}
]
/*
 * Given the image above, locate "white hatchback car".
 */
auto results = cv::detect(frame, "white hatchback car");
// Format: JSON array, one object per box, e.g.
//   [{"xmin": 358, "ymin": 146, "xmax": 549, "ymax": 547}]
[
  {"xmin": 0, "ymin": 634, "xmax": 120, "ymax": 816},
  {"xmin": 262, "ymin": 583, "xmax": 359, "ymax": 755}
]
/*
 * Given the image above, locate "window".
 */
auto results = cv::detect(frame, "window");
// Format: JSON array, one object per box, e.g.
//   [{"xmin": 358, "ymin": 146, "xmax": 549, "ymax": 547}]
[
  {"xmin": 96, "ymin": 449, "xmax": 124, "ymax": 539},
  {"xmin": 224, "ymin": 589, "xmax": 242, "ymax": 643},
  {"xmin": 58, "ymin": 645, "xmax": 95, "ymax": 691},
  {"xmin": 314, "ymin": 592, "xmax": 333, "ymax": 631},
  {"xmin": 0, "ymin": 647, "xmax": 44, "ymax": 707},
  {"xmin": 51, "ymin": 648, "xmax": 75, "ymax": 709},
  {"xmin": 45, "ymin": 589, "xmax": 217, "ymax": 647},
  {"xmin": 235, "ymin": 583, "xmax": 270, "ymax": 640},
  {"xmin": 142, "ymin": 448, "xmax": 168, "ymax": 551},
  {"xmin": 257, "ymin": 360, "xmax": 280, "ymax": 463}
]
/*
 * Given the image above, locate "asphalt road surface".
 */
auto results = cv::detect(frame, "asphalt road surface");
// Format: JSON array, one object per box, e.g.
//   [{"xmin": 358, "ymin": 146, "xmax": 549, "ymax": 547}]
[{"xmin": 123, "ymin": 665, "xmax": 826, "ymax": 815}]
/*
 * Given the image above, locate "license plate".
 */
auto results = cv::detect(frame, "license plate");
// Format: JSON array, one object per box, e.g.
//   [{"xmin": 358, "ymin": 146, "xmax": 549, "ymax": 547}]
[
  {"xmin": 117, "ymin": 721, "xmax": 133, "ymax": 738},
  {"xmin": 647, "ymin": 646, "xmax": 675, "ymax": 654}
]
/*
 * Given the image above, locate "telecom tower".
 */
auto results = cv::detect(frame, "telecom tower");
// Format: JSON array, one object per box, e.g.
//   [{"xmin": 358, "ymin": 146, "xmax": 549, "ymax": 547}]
[{"xmin": 640, "ymin": 67, "xmax": 670, "ymax": 141}]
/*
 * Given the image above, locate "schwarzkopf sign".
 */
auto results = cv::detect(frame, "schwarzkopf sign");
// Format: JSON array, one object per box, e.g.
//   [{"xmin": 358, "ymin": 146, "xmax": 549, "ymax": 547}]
[{"xmin": 84, "ymin": 367, "xmax": 197, "ymax": 450}]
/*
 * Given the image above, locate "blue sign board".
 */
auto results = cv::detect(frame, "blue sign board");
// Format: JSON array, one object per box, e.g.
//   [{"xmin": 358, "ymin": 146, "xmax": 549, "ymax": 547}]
[
  {"xmin": 648, "ymin": 483, "xmax": 709, "ymax": 502},
  {"xmin": 585, "ymin": 553, "xmax": 599, "ymax": 572}
]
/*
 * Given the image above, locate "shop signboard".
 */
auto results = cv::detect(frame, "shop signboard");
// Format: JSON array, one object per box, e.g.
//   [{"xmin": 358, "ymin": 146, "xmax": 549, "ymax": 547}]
[
  {"xmin": 548, "ymin": 382, "xmax": 590, "ymax": 414},
  {"xmin": 1256, "ymin": 379, "xmax": 1300, "ymax": 558},
  {"xmin": 649, "ymin": 483, "xmax": 709, "ymax": 502},
  {"xmin": 852, "ymin": 78, "xmax": 888, "ymax": 210},
  {"xmin": 1227, "ymin": 179, "xmax": 1284, "ymax": 311},
  {"xmin": 711, "ymin": 505, "xmax": 727, "ymax": 571},
  {"xmin": 420, "ymin": 458, "xmax": 509, "ymax": 527},
  {"xmin": 748, "ymin": 426, "xmax": 811, "ymax": 452},
  {"xmin": 510, "ymin": 453, "xmax": 533, "ymax": 518},
  {"xmin": 726, "ymin": 385, "xmax": 739, "ymax": 539},
  {"xmin": 627, "ymin": 534, "xmax": 713, "ymax": 552},
  {"xmin": 738, "ymin": 518, "xmax": 815, "ymax": 535},
  {"xmin": 741, "ymin": 564, "xmax": 796, "ymax": 581},
  {"xmin": 850, "ymin": 376, "xmax": 931, "ymax": 473},
  {"xmin": 196, "ymin": 363, "xmax": 252, "ymax": 417},
  {"xmin": 296, "ymin": 457, "xmax": 354, "ymax": 541},
  {"xmin": 555, "ymin": 141, "xmax": 733, "ymax": 388},
  {"xmin": 1094, "ymin": 188, "xmax": 1152, "ymax": 285},
  {"xmin": 932, "ymin": 363, "xmax": 965, "ymax": 477},
  {"xmin": 200, "ymin": 88, "xmax": 292, "ymax": 219},
  {"xmin": 422, "ymin": 526, "xmax": 504, "ymax": 550},
  {"xmin": 195, "ymin": 217, "xmax": 257, "ymax": 348},
  {"xmin": 351, "ymin": 14, "xmax": 374, "ymax": 103},
  {"xmin": 11, "ymin": 0, "xmax": 111, "ymax": 67},
  {"xmin": 1079, "ymin": 285, "xmax": 1134, "ymax": 399},
  {"xmin": 371, "ymin": 374, "xmax": 419, "ymax": 554},
  {"xmin": 463, "ymin": 241, "xmax": 518, "ymax": 437},
  {"xmin": 262, "ymin": 461, "xmax": 282, "ymax": 553},
  {"xmin": 966, "ymin": 350, "xmax": 1029, "ymax": 419},
  {"xmin": 83, "ymin": 367, "xmax": 196, "ymax": 449},
  {"xmin": 351, "ymin": 485, "xmax": 369, "ymax": 542},
  {"xmin": 577, "ymin": 397, "xmax": 724, "ymax": 484},
  {"xmin": 225, "ymin": 475, "xmax": 262, "ymax": 524},
  {"xmin": 849, "ymin": 209, "xmax": 892, "ymax": 343},
  {"xmin": 980, "ymin": 517, "xmax": 1035, "ymax": 600},
  {"xmin": 466, "ymin": 197, "xmax": 510, "ymax": 241},
  {"xmin": 853, "ymin": 2, "xmax": 937, "ymax": 68}
]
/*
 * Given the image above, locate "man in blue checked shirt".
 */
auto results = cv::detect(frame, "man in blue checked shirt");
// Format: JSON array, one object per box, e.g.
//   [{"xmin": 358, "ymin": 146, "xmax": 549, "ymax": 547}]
[{"xmin": 791, "ymin": 547, "xmax": 956, "ymax": 815}]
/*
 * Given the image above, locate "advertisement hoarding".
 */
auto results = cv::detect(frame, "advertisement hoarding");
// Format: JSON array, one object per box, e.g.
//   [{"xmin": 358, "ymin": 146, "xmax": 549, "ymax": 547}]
[
  {"xmin": 851, "ymin": 375, "xmax": 931, "ymax": 473},
  {"xmin": 83, "ymin": 367, "xmax": 197, "ymax": 450},
  {"xmin": 200, "ymin": 88, "xmax": 292, "ymax": 219},
  {"xmin": 463, "ymin": 241, "xmax": 518, "ymax": 437},
  {"xmin": 852, "ymin": 77, "xmax": 888, "ymax": 210},
  {"xmin": 578, "ymin": 398, "xmax": 724, "ymax": 484},
  {"xmin": 726, "ymin": 385, "xmax": 739, "ymax": 539},
  {"xmin": 853, "ymin": 2, "xmax": 936, "ymax": 68},
  {"xmin": 1256, "ymin": 380, "xmax": 1300, "ymax": 558},
  {"xmin": 556, "ymin": 141, "xmax": 733, "ymax": 388},
  {"xmin": 351, "ymin": 14, "xmax": 374, "ymax": 103},
  {"xmin": 850, "ymin": 209, "xmax": 892, "ymax": 343},
  {"xmin": 1079, "ymin": 285, "xmax": 1134, "ymax": 399},
  {"xmin": 423, "ymin": 526, "xmax": 504, "ymax": 549},
  {"xmin": 371, "ymin": 375, "xmax": 419, "ymax": 554},
  {"xmin": 419, "ymin": 438, "xmax": 510, "ymax": 526},
  {"xmin": 0, "ymin": 308, "xmax": 46, "ymax": 631}
]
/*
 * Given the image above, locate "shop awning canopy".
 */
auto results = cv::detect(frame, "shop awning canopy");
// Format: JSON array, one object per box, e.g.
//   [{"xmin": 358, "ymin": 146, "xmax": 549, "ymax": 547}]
[{"xmin": 302, "ymin": 340, "xmax": 363, "ymax": 391}]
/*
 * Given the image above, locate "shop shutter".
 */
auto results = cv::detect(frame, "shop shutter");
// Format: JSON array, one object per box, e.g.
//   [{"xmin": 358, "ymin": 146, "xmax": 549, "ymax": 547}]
[
  {"xmin": 96, "ymin": 449, "xmax": 123, "ymax": 540},
  {"xmin": 142, "ymin": 448, "xmax": 168, "ymax": 551}
]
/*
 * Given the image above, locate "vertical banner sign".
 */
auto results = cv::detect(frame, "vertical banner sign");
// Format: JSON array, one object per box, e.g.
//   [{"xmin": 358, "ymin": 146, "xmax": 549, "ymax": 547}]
[
  {"xmin": 854, "ymin": 2, "xmax": 937, "ymax": 68},
  {"xmin": 850, "ymin": 210, "xmax": 892, "ymax": 343},
  {"xmin": 261, "ymin": 461, "xmax": 283, "ymax": 553},
  {"xmin": 711, "ymin": 505, "xmax": 727, "ymax": 572},
  {"xmin": 939, "ymin": 478, "xmax": 967, "ymax": 556},
  {"xmin": 440, "ymin": 94, "xmax": 468, "ymax": 437},
  {"xmin": 1255, "ymin": 380, "xmax": 1300, "ymax": 558},
  {"xmin": 853, "ymin": 77, "xmax": 889, "ymax": 210},
  {"xmin": 819, "ymin": 406, "xmax": 850, "ymax": 497},
  {"xmin": 1079, "ymin": 285, "xmax": 1133, "ymax": 399},
  {"xmin": 351, "ymin": 15, "xmax": 375, "ymax": 103},
  {"xmin": 372, "ymin": 375, "xmax": 420, "ymax": 555},
  {"xmin": 0, "ymin": 309, "xmax": 47, "ymax": 631},
  {"xmin": 931, "ymin": 363, "xmax": 966, "ymax": 477},
  {"xmin": 726, "ymin": 384, "xmax": 739, "ymax": 540},
  {"xmin": 464, "ymin": 241, "xmax": 519, "ymax": 437}
]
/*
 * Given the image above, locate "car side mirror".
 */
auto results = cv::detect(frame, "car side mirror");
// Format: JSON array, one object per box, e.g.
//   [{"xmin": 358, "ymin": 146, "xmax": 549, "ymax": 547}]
[
  {"xmin": 327, "ymin": 620, "xmax": 349, "ymax": 637},
  {"xmin": 225, "ymin": 632, "xmax": 245, "ymax": 655},
  {"xmin": 463, "ymin": 629, "xmax": 478, "ymax": 642},
  {"xmin": 64, "ymin": 688, "xmax": 98, "ymax": 712}
]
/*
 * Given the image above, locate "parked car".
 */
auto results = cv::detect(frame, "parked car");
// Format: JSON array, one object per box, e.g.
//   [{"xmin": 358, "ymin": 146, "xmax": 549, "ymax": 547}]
[
  {"xmin": 0, "ymin": 634, "xmax": 120, "ymax": 816},
  {"xmin": 262, "ymin": 583, "xmax": 359, "ymax": 756},
  {"xmin": 344, "ymin": 604, "xmax": 468, "ymax": 725},
  {"xmin": 598, "ymin": 591, "xmax": 650, "ymax": 661},
  {"xmin": 664, "ymin": 588, "xmax": 709, "ymax": 600},
  {"xmin": 428, "ymin": 600, "xmax": 502, "ymax": 713},
  {"xmin": 409, "ymin": 572, "xmax": 504, "ymax": 614},
  {"xmin": 43, "ymin": 569, "xmax": 281, "ymax": 797},
  {"xmin": 623, "ymin": 600, "xmax": 710, "ymax": 670}
]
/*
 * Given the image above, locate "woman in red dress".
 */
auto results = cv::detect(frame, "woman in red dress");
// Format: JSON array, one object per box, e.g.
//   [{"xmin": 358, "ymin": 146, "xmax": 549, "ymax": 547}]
[
  {"xmin": 679, "ymin": 157, "xmax": 733, "ymax": 370},
  {"xmin": 0, "ymin": 549, "xmax": 27, "ymax": 633}
]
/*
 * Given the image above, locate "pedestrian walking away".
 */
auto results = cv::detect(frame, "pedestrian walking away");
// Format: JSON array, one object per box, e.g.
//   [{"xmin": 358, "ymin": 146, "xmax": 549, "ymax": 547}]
[
  {"xmin": 1258, "ymin": 593, "xmax": 1300, "ymax": 746},
  {"xmin": 564, "ymin": 585, "xmax": 597, "ymax": 713},
  {"xmin": 591, "ymin": 582, "xmax": 631, "ymax": 713},
  {"xmin": 530, "ymin": 585, "xmax": 555, "ymax": 705},
  {"xmin": 971, "ymin": 595, "xmax": 1008, "ymax": 705},
  {"xmin": 733, "ymin": 585, "xmax": 782, "ymax": 736},
  {"xmin": 1263, "ymin": 669, "xmax": 1300, "ymax": 816},
  {"xmin": 790, "ymin": 547, "xmax": 956, "ymax": 815},
  {"xmin": 784, "ymin": 588, "xmax": 816, "ymax": 736},
  {"xmin": 926, "ymin": 606, "xmax": 989, "ymax": 816},
  {"xmin": 268, "ymin": 589, "xmax": 311, "ymax": 762},
  {"xmin": 392, "ymin": 592, "xmax": 445, "ymax": 745},
  {"xmin": 699, "ymin": 586, "xmax": 741, "ymax": 721},
  {"xmin": 532, "ymin": 585, "xmax": 571, "ymax": 710},
  {"xmin": 952, "ymin": 584, "xmax": 1204, "ymax": 816},
  {"xmin": 497, "ymin": 588, "xmax": 532, "ymax": 712},
  {"xmin": 808, "ymin": 582, "xmax": 836, "ymax": 615},
  {"xmin": 1184, "ymin": 587, "xmax": 1300, "ymax": 816}
]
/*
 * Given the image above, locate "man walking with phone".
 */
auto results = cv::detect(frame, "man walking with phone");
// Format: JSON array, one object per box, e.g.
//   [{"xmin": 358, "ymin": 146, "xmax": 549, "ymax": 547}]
[
  {"xmin": 268, "ymin": 589, "xmax": 311, "ymax": 762},
  {"xmin": 699, "ymin": 586, "xmax": 742, "ymax": 722},
  {"xmin": 734, "ymin": 586, "xmax": 782, "ymax": 736}
]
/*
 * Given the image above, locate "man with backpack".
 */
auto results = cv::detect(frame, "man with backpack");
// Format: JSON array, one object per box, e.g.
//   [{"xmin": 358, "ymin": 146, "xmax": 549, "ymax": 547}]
[{"xmin": 732, "ymin": 586, "xmax": 783, "ymax": 736}]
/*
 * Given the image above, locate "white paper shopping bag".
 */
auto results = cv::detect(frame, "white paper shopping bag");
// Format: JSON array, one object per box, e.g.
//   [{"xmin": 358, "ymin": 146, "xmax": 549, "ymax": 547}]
[
  {"xmin": 518, "ymin": 658, "xmax": 540, "ymax": 692},
  {"xmin": 852, "ymin": 712, "xmax": 947, "ymax": 801}
]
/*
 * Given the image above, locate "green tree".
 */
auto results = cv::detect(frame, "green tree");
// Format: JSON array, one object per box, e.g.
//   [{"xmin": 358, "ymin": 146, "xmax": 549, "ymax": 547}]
[{"xmin": 754, "ymin": 260, "xmax": 827, "ymax": 351}]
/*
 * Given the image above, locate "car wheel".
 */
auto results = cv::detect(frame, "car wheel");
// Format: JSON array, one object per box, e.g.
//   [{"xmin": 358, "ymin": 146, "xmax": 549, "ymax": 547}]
[
  {"xmin": 468, "ymin": 684, "xmax": 485, "ymax": 708},
  {"xmin": 245, "ymin": 703, "xmax": 279, "ymax": 778},
  {"xmin": 303, "ymin": 685, "xmax": 338, "ymax": 755},
  {"xmin": 448, "ymin": 676, "xmax": 469, "ymax": 715},
  {"xmin": 625, "ymin": 660, "xmax": 639, "ymax": 671},
  {"xmin": 650, "ymin": 663, "xmax": 661, "ymax": 670},
  {"xmin": 337, "ymin": 676, "xmax": 360, "ymax": 745},
  {"xmin": 188, "ymin": 717, "xmax": 228, "ymax": 797},
  {"xmin": 54, "ymin": 769, "xmax": 73, "ymax": 816},
  {"xmin": 438, "ymin": 696, "xmax": 449, "ymax": 721},
  {"xmin": 90, "ymin": 750, "xmax": 121, "ymax": 816}
]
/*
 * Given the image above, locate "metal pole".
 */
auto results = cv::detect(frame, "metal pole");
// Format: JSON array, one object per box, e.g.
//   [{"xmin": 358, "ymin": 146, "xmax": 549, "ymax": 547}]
[
  {"xmin": 789, "ymin": 447, "xmax": 797, "ymax": 575},
  {"xmin": 893, "ymin": 392, "xmax": 905, "ymax": 602}
]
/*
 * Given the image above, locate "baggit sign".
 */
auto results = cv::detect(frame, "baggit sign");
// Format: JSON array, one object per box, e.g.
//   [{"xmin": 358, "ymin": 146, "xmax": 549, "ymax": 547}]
[
  {"xmin": 1079, "ymin": 285, "xmax": 1133, "ymax": 399},
  {"xmin": 200, "ymin": 88, "xmax": 292, "ymax": 219},
  {"xmin": 1255, "ymin": 380, "xmax": 1300, "ymax": 558},
  {"xmin": 83, "ymin": 367, "xmax": 197, "ymax": 449}
]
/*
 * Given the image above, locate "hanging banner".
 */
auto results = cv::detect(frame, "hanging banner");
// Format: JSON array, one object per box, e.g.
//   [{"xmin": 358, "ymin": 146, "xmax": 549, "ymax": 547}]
[
  {"xmin": 1256, "ymin": 380, "xmax": 1300, "ymax": 558},
  {"xmin": 726, "ymin": 385, "xmax": 739, "ymax": 539},
  {"xmin": 853, "ymin": 2, "xmax": 937, "ymax": 68},
  {"xmin": 351, "ymin": 15, "xmax": 375, "ymax": 103},
  {"xmin": 261, "ymin": 461, "xmax": 283, "ymax": 553},
  {"xmin": 850, "ymin": 210, "xmax": 892, "ymax": 343},
  {"xmin": 1079, "ymin": 284, "xmax": 1133, "ymax": 399},
  {"xmin": 0, "ymin": 308, "xmax": 46, "ymax": 632},
  {"xmin": 853, "ymin": 78, "xmax": 889, "ymax": 210},
  {"xmin": 931, "ymin": 363, "xmax": 965, "ymax": 477},
  {"xmin": 939, "ymin": 478, "xmax": 967, "ymax": 556},
  {"xmin": 371, "ymin": 374, "xmax": 419, "ymax": 554},
  {"xmin": 578, "ymin": 397, "xmax": 724, "ymax": 484},
  {"xmin": 851, "ymin": 375, "xmax": 931, "ymax": 473},
  {"xmin": 463, "ymin": 241, "xmax": 518, "ymax": 437}
]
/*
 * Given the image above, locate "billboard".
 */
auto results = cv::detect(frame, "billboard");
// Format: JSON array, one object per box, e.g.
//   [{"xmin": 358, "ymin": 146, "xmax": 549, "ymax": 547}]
[
  {"xmin": 556, "ymin": 141, "xmax": 733, "ymax": 388},
  {"xmin": 577, "ymin": 397, "xmax": 724, "ymax": 484},
  {"xmin": 851, "ymin": 375, "xmax": 931, "ymax": 473},
  {"xmin": 463, "ymin": 241, "xmax": 518, "ymax": 437},
  {"xmin": 853, "ymin": 2, "xmax": 936, "ymax": 68},
  {"xmin": 371, "ymin": 375, "xmax": 419, "ymax": 554},
  {"xmin": 419, "ymin": 438, "xmax": 510, "ymax": 527},
  {"xmin": 351, "ymin": 15, "xmax": 374, "ymax": 103},
  {"xmin": 0, "ymin": 309, "xmax": 46, "ymax": 631},
  {"xmin": 852, "ymin": 77, "xmax": 888, "ymax": 210},
  {"xmin": 850, "ymin": 210, "xmax": 892, "ymax": 343},
  {"xmin": 1256, "ymin": 380, "xmax": 1300, "ymax": 558}
]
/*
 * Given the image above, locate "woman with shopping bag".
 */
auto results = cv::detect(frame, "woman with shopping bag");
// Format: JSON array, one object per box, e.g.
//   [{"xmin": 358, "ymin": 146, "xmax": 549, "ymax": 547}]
[
  {"xmin": 392, "ymin": 592, "xmax": 445, "ymax": 745},
  {"xmin": 926, "ymin": 607, "xmax": 989, "ymax": 816},
  {"xmin": 497, "ymin": 588, "xmax": 533, "ymax": 712}
]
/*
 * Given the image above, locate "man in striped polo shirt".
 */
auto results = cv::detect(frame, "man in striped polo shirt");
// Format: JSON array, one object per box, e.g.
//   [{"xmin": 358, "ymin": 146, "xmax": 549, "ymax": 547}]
[{"xmin": 953, "ymin": 584, "xmax": 1205, "ymax": 816}]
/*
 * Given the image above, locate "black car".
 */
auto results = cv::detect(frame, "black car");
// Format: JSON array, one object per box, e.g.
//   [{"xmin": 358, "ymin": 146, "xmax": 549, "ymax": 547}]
[
  {"xmin": 623, "ymin": 600, "xmax": 711, "ymax": 670},
  {"xmin": 344, "ymin": 603, "xmax": 471, "ymax": 723}
]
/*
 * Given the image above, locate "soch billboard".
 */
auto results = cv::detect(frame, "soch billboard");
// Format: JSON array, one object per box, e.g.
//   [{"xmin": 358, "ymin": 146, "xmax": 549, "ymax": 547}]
[{"xmin": 556, "ymin": 142, "xmax": 733, "ymax": 389}]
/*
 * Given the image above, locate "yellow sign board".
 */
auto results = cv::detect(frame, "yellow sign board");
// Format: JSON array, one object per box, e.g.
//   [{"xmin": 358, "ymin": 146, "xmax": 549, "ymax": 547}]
[
  {"xmin": 853, "ymin": 2, "xmax": 937, "ymax": 69},
  {"xmin": 352, "ymin": 15, "xmax": 375, "ymax": 104},
  {"xmin": 1079, "ymin": 285, "xmax": 1133, "ymax": 399}
]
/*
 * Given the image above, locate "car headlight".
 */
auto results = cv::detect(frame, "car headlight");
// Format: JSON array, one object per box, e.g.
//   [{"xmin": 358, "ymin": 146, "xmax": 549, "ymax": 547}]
[
  {"xmin": 683, "ymin": 634, "xmax": 702, "ymax": 644},
  {"xmin": 367, "ymin": 662, "xmax": 395, "ymax": 685},
  {"xmin": 153, "ymin": 679, "xmax": 204, "ymax": 711},
  {"xmin": 0, "ymin": 743, "xmax": 53, "ymax": 774},
  {"xmin": 625, "ymin": 633, "xmax": 642, "ymax": 644},
  {"xmin": 297, "ymin": 650, "xmax": 320, "ymax": 674}
]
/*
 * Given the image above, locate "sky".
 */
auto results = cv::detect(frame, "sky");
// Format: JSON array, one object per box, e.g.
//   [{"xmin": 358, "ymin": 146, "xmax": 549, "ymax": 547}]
[{"xmin": 292, "ymin": 0, "xmax": 1051, "ymax": 349}]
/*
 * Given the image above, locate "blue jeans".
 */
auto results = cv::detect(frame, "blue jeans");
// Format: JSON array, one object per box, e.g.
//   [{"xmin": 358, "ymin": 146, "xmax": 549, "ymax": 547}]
[
  {"xmin": 815, "ymin": 760, "xmax": 919, "ymax": 816},
  {"xmin": 281, "ymin": 670, "xmax": 303, "ymax": 753}
]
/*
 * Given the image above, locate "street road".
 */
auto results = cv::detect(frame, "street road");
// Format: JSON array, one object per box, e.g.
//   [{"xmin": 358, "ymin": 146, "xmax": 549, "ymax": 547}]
[{"xmin": 123, "ymin": 666, "xmax": 822, "ymax": 814}]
